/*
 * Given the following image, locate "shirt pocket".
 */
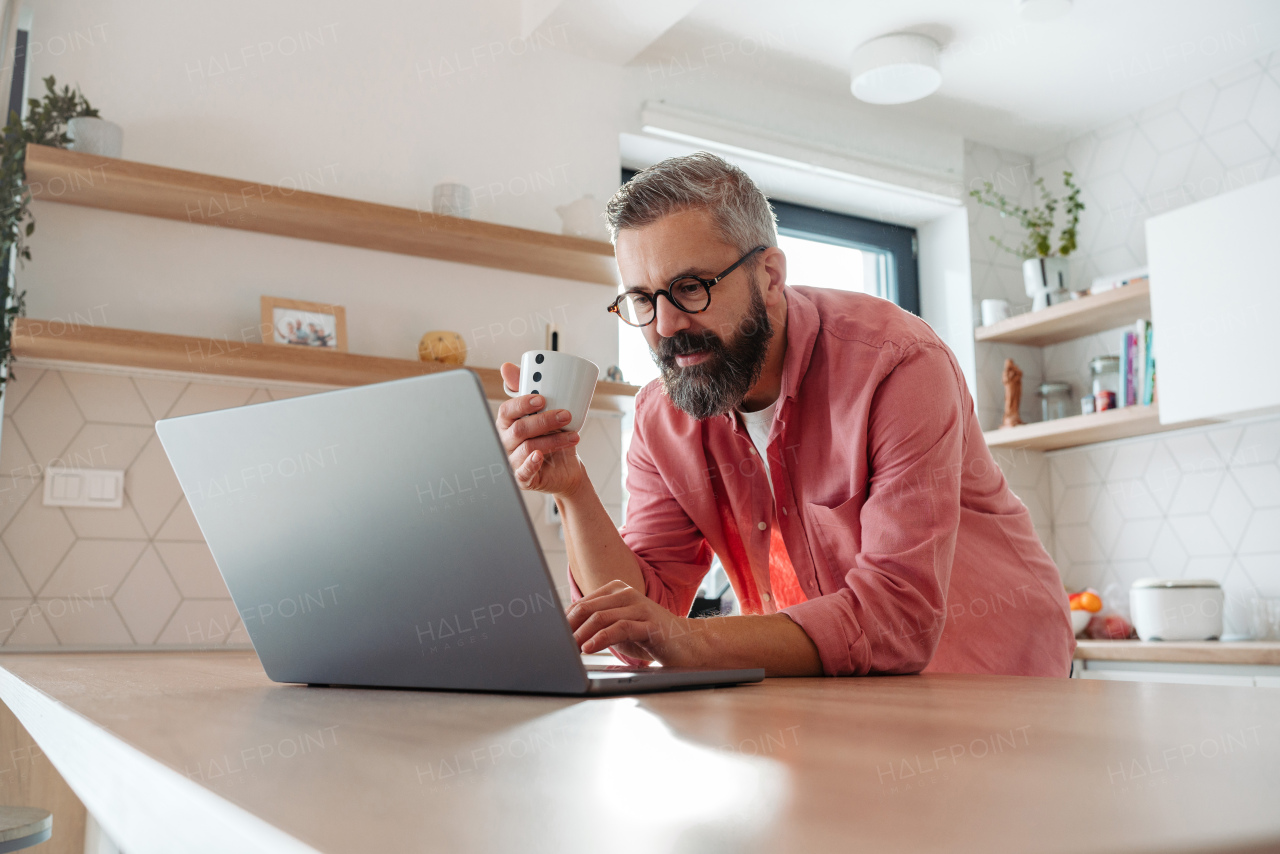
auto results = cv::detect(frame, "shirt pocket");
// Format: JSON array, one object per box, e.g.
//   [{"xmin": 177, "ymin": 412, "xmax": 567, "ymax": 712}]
[{"xmin": 803, "ymin": 495, "xmax": 864, "ymax": 586}]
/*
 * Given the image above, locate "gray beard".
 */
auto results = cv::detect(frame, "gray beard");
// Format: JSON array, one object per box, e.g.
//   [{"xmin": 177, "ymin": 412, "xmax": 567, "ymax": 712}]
[{"xmin": 655, "ymin": 282, "xmax": 774, "ymax": 420}]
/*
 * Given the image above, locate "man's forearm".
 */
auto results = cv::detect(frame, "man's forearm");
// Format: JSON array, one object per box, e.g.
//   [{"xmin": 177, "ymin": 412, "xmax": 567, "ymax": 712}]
[
  {"xmin": 691, "ymin": 613, "xmax": 824, "ymax": 677},
  {"xmin": 557, "ymin": 462, "xmax": 644, "ymax": 595}
]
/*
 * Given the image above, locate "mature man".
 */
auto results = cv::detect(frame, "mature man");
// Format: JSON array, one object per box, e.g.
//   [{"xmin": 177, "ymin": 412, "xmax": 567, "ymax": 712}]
[{"xmin": 497, "ymin": 152, "xmax": 1073, "ymax": 677}]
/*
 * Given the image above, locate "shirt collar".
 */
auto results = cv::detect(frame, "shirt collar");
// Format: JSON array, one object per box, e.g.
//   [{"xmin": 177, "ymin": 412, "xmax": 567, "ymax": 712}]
[{"xmin": 722, "ymin": 285, "xmax": 820, "ymax": 423}]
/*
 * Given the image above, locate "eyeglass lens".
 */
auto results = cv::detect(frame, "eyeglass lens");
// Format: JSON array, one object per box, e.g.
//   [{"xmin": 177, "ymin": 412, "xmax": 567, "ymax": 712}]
[{"xmin": 619, "ymin": 278, "xmax": 709, "ymax": 326}]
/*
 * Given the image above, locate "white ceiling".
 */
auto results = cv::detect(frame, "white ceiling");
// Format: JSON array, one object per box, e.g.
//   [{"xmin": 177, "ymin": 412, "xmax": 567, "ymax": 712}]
[{"xmin": 625, "ymin": 0, "xmax": 1280, "ymax": 153}]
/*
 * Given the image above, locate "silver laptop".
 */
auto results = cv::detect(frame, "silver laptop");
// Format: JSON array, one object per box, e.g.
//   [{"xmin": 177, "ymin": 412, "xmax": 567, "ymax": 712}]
[{"xmin": 155, "ymin": 370, "xmax": 763, "ymax": 695}]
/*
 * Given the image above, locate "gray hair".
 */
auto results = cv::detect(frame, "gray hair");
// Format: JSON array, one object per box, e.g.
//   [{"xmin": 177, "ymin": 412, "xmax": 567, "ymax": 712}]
[{"xmin": 606, "ymin": 152, "xmax": 778, "ymax": 257}]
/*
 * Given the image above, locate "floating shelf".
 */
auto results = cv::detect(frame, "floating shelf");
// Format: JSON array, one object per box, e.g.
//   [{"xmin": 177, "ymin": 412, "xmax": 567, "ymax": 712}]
[
  {"xmin": 11, "ymin": 319, "xmax": 639, "ymax": 406},
  {"xmin": 974, "ymin": 280, "xmax": 1150, "ymax": 347},
  {"xmin": 983, "ymin": 403, "xmax": 1210, "ymax": 452},
  {"xmin": 24, "ymin": 144, "xmax": 619, "ymax": 286}
]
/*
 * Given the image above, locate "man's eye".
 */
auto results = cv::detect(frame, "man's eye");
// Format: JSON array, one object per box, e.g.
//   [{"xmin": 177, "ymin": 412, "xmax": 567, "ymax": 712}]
[{"xmin": 673, "ymin": 280, "xmax": 703, "ymax": 298}]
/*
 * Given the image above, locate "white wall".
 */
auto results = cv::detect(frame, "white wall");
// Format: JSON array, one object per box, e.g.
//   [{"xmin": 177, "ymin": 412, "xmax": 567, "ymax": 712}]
[
  {"xmin": 1036, "ymin": 49, "xmax": 1280, "ymax": 410},
  {"xmin": 1028, "ymin": 50, "xmax": 1280, "ymax": 622},
  {"xmin": 965, "ymin": 142, "xmax": 1045, "ymax": 430},
  {"xmin": 24, "ymin": 0, "xmax": 624, "ymax": 370}
]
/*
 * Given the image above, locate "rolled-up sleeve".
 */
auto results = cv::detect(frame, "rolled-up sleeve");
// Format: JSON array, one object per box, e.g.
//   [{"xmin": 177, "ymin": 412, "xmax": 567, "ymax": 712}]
[
  {"xmin": 567, "ymin": 385, "xmax": 712, "ymax": 617},
  {"xmin": 781, "ymin": 344, "xmax": 964, "ymax": 676}
]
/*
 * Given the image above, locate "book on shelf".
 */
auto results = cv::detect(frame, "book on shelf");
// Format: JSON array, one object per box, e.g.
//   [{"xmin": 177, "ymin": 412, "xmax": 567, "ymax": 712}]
[{"xmin": 1119, "ymin": 319, "xmax": 1156, "ymax": 408}]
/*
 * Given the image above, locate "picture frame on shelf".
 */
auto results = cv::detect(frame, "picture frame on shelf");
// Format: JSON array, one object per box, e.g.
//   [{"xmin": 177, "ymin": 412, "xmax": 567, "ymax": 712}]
[{"xmin": 260, "ymin": 296, "xmax": 347, "ymax": 352}]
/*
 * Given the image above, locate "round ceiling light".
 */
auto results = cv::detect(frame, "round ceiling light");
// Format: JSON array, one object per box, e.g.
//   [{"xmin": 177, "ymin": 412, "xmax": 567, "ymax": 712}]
[
  {"xmin": 849, "ymin": 34, "xmax": 942, "ymax": 105},
  {"xmin": 1017, "ymin": 0, "xmax": 1072, "ymax": 22}
]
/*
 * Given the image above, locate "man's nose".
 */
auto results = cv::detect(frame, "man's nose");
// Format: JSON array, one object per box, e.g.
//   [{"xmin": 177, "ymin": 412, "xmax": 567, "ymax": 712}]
[{"xmin": 653, "ymin": 294, "xmax": 692, "ymax": 339}]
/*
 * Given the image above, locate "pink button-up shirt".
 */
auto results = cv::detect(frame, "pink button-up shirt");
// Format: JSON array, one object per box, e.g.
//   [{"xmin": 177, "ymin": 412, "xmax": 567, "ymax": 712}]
[{"xmin": 574, "ymin": 286, "xmax": 1074, "ymax": 677}]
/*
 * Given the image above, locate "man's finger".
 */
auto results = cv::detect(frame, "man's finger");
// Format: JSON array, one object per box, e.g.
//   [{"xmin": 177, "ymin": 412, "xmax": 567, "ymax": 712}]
[
  {"xmin": 565, "ymin": 584, "xmax": 639, "ymax": 628},
  {"xmin": 571, "ymin": 606, "xmax": 646, "ymax": 645},
  {"xmin": 510, "ymin": 408, "xmax": 573, "ymax": 443},
  {"xmin": 581, "ymin": 620, "xmax": 650, "ymax": 655},
  {"xmin": 496, "ymin": 393, "xmax": 545, "ymax": 431},
  {"xmin": 515, "ymin": 449, "xmax": 543, "ymax": 486},
  {"xmin": 500, "ymin": 361, "xmax": 520, "ymax": 394}
]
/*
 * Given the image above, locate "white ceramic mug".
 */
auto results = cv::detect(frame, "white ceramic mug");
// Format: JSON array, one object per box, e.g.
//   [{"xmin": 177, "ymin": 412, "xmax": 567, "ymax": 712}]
[
  {"xmin": 505, "ymin": 350, "xmax": 598, "ymax": 433},
  {"xmin": 980, "ymin": 298, "xmax": 1011, "ymax": 327}
]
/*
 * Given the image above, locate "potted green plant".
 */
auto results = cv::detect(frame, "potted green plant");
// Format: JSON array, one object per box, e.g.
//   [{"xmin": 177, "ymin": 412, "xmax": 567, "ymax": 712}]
[
  {"xmin": 0, "ymin": 76, "xmax": 100, "ymax": 398},
  {"xmin": 969, "ymin": 171, "xmax": 1084, "ymax": 311}
]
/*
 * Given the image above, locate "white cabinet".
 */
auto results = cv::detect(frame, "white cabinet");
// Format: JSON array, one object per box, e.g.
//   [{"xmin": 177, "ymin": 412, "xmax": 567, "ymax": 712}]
[
  {"xmin": 1074, "ymin": 659, "xmax": 1280, "ymax": 687},
  {"xmin": 1145, "ymin": 175, "xmax": 1280, "ymax": 424}
]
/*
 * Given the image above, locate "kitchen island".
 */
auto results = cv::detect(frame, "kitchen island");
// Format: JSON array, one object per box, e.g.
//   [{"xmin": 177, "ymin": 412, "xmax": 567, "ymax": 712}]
[{"xmin": 1, "ymin": 651, "xmax": 1278, "ymax": 854}]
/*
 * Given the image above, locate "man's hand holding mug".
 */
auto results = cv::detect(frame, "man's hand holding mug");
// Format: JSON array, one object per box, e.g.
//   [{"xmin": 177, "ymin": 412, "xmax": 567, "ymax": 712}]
[{"xmin": 496, "ymin": 351, "xmax": 598, "ymax": 497}]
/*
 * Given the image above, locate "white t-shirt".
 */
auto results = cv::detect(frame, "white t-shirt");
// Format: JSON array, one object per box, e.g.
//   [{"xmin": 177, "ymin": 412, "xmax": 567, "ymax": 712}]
[{"xmin": 737, "ymin": 400, "xmax": 778, "ymax": 498}]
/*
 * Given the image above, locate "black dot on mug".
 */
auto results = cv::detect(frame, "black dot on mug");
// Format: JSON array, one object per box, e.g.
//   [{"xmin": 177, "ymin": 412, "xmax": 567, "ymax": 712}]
[
  {"xmin": 531, "ymin": 389, "xmax": 538, "ymax": 395},
  {"xmin": 535, "ymin": 354, "xmax": 545, "ymax": 364},
  {"xmin": 532, "ymin": 372, "xmax": 542, "ymax": 382}
]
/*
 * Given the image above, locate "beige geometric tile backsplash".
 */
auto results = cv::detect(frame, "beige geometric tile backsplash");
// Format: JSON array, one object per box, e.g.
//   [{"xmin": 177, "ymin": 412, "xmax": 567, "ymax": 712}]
[{"xmin": 0, "ymin": 363, "xmax": 620, "ymax": 650}]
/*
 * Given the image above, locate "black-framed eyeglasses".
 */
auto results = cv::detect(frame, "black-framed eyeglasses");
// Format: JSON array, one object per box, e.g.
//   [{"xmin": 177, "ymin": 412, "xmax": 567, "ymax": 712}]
[{"xmin": 607, "ymin": 246, "xmax": 766, "ymax": 328}]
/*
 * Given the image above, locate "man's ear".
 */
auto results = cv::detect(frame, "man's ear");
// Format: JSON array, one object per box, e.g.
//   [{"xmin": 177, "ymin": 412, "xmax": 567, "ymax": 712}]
[{"xmin": 760, "ymin": 247, "xmax": 787, "ymax": 305}]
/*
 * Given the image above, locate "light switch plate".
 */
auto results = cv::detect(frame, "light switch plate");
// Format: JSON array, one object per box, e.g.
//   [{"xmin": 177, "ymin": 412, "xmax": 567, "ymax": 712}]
[{"xmin": 43, "ymin": 468, "xmax": 125, "ymax": 509}]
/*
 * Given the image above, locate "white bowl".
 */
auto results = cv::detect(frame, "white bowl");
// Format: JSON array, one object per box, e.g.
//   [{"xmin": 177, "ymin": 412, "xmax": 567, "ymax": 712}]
[
  {"xmin": 1130, "ymin": 578, "xmax": 1223, "ymax": 641},
  {"xmin": 1071, "ymin": 609, "xmax": 1091, "ymax": 636}
]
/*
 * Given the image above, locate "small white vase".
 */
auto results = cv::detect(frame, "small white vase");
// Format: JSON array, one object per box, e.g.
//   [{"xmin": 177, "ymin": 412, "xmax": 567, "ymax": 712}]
[
  {"xmin": 1022, "ymin": 256, "xmax": 1070, "ymax": 311},
  {"xmin": 66, "ymin": 117, "xmax": 123, "ymax": 158},
  {"xmin": 556, "ymin": 195, "xmax": 608, "ymax": 240},
  {"xmin": 432, "ymin": 182, "xmax": 473, "ymax": 218}
]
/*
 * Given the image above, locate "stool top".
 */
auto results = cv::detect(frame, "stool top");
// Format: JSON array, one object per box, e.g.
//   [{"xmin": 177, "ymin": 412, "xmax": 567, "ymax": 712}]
[{"xmin": 0, "ymin": 807, "xmax": 51, "ymax": 843}]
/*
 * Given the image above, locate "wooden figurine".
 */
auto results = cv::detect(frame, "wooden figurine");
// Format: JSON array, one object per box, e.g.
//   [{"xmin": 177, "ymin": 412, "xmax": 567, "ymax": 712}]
[
  {"xmin": 418, "ymin": 331, "xmax": 467, "ymax": 366},
  {"xmin": 1001, "ymin": 358, "xmax": 1025, "ymax": 428}
]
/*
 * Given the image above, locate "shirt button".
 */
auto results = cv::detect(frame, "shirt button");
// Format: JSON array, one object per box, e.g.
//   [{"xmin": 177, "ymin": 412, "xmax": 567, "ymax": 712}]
[
  {"xmin": 757, "ymin": 521, "xmax": 767, "ymax": 530},
  {"xmin": 781, "ymin": 507, "xmax": 787, "ymax": 516},
  {"xmin": 749, "ymin": 448, "xmax": 757, "ymax": 455},
  {"xmin": 762, "ymin": 593, "xmax": 772, "ymax": 603}
]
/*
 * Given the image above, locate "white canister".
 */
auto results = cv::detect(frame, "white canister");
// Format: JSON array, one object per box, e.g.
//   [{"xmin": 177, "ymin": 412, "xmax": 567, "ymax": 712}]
[{"xmin": 1129, "ymin": 578, "xmax": 1224, "ymax": 641}]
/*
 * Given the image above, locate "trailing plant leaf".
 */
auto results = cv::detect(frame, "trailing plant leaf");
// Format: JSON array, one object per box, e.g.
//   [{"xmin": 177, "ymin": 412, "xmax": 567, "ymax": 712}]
[
  {"xmin": 968, "ymin": 170, "xmax": 1085, "ymax": 261},
  {"xmin": 0, "ymin": 75, "xmax": 99, "ymax": 391}
]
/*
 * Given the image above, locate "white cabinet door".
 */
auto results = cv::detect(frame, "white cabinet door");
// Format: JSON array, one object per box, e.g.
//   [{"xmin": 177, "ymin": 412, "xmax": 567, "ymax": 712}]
[{"xmin": 1146, "ymin": 174, "xmax": 1280, "ymax": 423}]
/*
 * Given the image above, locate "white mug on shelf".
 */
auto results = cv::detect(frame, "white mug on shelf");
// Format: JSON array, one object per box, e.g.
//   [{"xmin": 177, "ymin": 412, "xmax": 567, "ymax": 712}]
[
  {"xmin": 980, "ymin": 299, "xmax": 1011, "ymax": 327},
  {"xmin": 504, "ymin": 350, "xmax": 598, "ymax": 433}
]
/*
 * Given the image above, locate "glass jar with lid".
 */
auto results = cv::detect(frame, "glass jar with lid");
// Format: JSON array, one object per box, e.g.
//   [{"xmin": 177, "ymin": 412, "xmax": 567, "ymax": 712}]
[
  {"xmin": 1090, "ymin": 356, "xmax": 1120, "ymax": 397},
  {"xmin": 1038, "ymin": 382, "xmax": 1073, "ymax": 422}
]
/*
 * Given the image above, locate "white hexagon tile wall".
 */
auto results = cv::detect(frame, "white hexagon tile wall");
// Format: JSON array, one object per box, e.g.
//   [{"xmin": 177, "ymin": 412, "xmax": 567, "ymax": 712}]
[{"xmin": 0, "ymin": 365, "xmax": 622, "ymax": 650}]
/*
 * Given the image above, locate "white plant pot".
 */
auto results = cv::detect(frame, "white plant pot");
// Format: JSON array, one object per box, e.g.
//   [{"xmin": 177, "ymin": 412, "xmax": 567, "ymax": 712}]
[
  {"xmin": 1022, "ymin": 256, "xmax": 1070, "ymax": 311},
  {"xmin": 67, "ymin": 117, "xmax": 123, "ymax": 158}
]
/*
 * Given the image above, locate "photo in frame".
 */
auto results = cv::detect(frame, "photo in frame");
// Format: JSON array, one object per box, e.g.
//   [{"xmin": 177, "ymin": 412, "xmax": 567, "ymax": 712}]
[{"xmin": 260, "ymin": 296, "xmax": 348, "ymax": 352}]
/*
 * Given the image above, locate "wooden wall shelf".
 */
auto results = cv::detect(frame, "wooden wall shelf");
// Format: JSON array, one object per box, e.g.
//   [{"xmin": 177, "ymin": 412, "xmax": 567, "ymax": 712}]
[
  {"xmin": 983, "ymin": 403, "xmax": 1209, "ymax": 452},
  {"xmin": 974, "ymin": 280, "xmax": 1150, "ymax": 347},
  {"xmin": 24, "ymin": 145, "xmax": 619, "ymax": 287},
  {"xmin": 11, "ymin": 319, "xmax": 639, "ymax": 406}
]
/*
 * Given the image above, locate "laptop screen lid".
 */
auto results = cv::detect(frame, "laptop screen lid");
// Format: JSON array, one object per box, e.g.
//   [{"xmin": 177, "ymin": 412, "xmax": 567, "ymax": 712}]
[{"xmin": 155, "ymin": 370, "xmax": 588, "ymax": 694}]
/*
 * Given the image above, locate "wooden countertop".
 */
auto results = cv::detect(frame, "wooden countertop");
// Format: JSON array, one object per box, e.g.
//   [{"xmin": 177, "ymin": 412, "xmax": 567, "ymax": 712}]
[
  {"xmin": 1, "ymin": 654, "xmax": 1279, "ymax": 854},
  {"xmin": 1075, "ymin": 640, "xmax": 1280, "ymax": 666}
]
